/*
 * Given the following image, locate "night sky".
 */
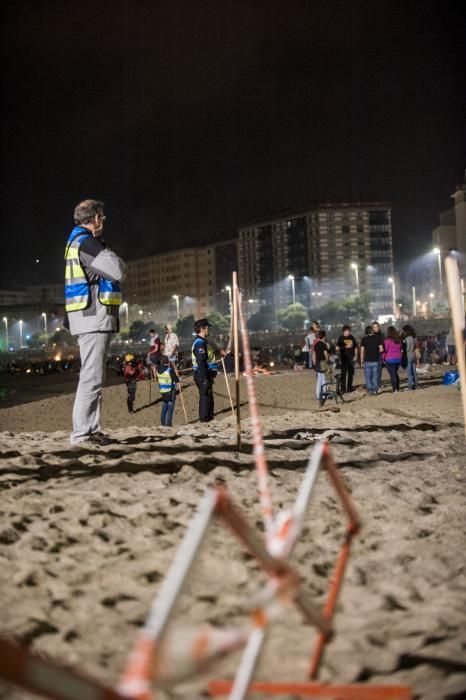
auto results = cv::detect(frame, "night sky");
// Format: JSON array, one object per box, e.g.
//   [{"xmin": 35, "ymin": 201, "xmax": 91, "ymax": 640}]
[{"xmin": 1, "ymin": 0, "xmax": 465, "ymax": 288}]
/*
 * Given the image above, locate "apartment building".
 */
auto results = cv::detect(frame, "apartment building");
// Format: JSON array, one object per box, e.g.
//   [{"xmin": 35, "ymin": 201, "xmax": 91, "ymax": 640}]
[
  {"xmin": 238, "ymin": 201, "xmax": 394, "ymax": 317},
  {"xmin": 124, "ymin": 245, "xmax": 215, "ymax": 322},
  {"xmin": 432, "ymin": 171, "xmax": 466, "ymax": 278}
]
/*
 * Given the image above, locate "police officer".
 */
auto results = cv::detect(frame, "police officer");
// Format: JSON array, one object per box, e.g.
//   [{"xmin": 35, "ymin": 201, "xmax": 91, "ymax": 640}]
[{"xmin": 192, "ymin": 318, "xmax": 218, "ymax": 422}]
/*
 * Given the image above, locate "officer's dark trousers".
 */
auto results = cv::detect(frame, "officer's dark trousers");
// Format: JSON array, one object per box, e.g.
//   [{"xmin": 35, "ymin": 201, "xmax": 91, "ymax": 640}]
[{"xmin": 194, "ymin": 372, "xmax": 214, "ymax": 422}]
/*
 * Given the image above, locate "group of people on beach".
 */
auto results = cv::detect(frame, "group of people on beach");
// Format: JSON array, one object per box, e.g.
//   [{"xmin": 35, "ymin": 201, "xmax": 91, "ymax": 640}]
[
  {"xmin": 304, "ymin": 321, "xmax": 422, "ymax": 400},
  {"xmin": 122, "ymin": 326, "xmax": 181, "ymax": 424}
]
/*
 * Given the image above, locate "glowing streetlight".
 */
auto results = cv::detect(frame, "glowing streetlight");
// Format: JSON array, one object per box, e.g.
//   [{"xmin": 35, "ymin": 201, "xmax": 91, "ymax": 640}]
[
  {"xmin": 172, "ymin": 294, "xmax": 180, "ymax": 319},
  {"xmin": 2, "ymin": 316, "xmax": 8, "ymax": 350},
  {"xmin": 121, "ymin": 301, "xmax": 129, "ymax": 327},
  {"xmin": 350, "ymin": 262, "xmax": 359, "ymax": 295},
  {"xmin": 225, "ymin": 285, "xmax": 232, "ymax": 314},
  {"xmin": 288, "ymin": 274, "xmax": 296, "ymax": 305},
  {"xmin": 388, "ymin": 277, "xmax": 396, "ymax": 318},
  {"xmin": 19, "ymin": 319, "xmax": 24, "ymax": 348},
  {"xmin": 41, "ymin": 312, "xmax": 47, "ymax": 338},
  {"xmin": 429, "ymin": 292, "xmax": 435, "ymax": 316},
  {"xmin": 138, "ymin": 309, "xmax": 143, "ymax": 317},
  {"xmin": 432, "ymin": 247, "xmax": 442, "ymax": 290}
]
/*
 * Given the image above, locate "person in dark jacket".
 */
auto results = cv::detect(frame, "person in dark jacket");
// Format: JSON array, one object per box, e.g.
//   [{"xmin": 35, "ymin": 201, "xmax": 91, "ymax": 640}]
[
  {"xmin": 191, "ymin": 318, "xmax": 218, "ymax": 422},
  {"xmin": 336, "ymin": 325, "xmax": 358, "ymax": 393}
]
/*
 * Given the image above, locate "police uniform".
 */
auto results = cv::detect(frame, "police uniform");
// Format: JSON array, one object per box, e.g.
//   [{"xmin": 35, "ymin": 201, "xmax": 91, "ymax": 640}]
[{"xmin": 192, "ymin": 320, "xmax": 218, "ymax": 422}]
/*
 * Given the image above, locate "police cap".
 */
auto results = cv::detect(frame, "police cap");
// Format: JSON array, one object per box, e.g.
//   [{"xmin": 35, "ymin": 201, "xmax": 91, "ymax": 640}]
[{"xmin": 193, "ymin": 318, "xmax": 210, "ymax": 333}]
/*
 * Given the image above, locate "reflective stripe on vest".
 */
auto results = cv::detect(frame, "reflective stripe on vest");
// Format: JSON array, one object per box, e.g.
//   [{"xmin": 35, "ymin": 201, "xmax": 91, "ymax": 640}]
[
  {"xmin": 156, "ymin": 369, "xmax": 173, "ymax": 393},
  {"xmin": 64, "ymin": 228, "xmax": 92, "ymax": 311},
  {"xmin": 64, "ymin": 227, "xmax": 122, "ymax": 311},
  {"xmin": 98, "ymin": 278, "xmax": 122, "ymax": 306},
  {"xmin": 191, "ymin": 337, "xmax": 218, "ymax": 371}
]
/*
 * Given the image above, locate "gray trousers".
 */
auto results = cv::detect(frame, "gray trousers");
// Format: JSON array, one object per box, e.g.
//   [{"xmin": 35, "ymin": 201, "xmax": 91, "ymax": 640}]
[{"xmin": 70, "ymin": 332, "xmax": 111, "ymax": 444}]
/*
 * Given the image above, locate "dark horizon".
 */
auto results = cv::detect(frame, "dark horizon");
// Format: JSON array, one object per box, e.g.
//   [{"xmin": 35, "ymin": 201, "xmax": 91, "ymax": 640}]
[{"xmin": 1, "ymin": 0, "xmax": 465, "ymax": 288}]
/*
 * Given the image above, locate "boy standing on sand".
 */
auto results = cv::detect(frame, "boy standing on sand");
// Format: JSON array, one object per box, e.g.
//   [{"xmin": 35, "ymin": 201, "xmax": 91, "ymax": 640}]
[{"xmin": 156, "ymin": 355, "xmax": 179, "ymax": 426}]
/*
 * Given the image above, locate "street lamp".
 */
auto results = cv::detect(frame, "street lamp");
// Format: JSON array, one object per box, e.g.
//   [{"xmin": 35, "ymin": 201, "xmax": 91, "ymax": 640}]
[
  {"xmin": 172, "ymin": 294, "xmax": 180, "ymax": 320},
  {"xmin": 41, "ymin": 312, "xmax": 47, "ymax": 338},
  {"xmin": 121, "ymin": 302, "xmax": 129, "ymax": 328},
  {"xmin": 19, "ymin": 319, "xmax": 24, "ymax": 348},
  {"xmin": 429, "ymin": 292, "xmax": 435, "ymax": 316},
  {"xmin": 138, "ymin": 309, "xmax": 143, "ymax": 318},
  {"xmin": 412, "ymin": 286, "xmax": 416, "ymax": 318},
  {"xmin": 350, "ymin": 262, "xmax": 359, "ymax": 295},
  {"xmin": 288, "ymin": 274, "xmax": 296, "ymax": 305},
  {"xmin": 225, "ymin": 285, "xmax": 232, "ymax": 314},
  {"xmin": 432, "ymin": 247, "xmax": 442, "ymax": 290},
  {"xmin": 388, "ymin": 277, "xmax": 396, "ymax": 318},
  {"xmin": 2, "ymin": 316, "xmax": 8, "ymax": 350}
]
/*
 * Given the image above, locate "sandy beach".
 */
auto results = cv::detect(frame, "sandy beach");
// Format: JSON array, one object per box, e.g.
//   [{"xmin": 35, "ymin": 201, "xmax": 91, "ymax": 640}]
[{"xmin": 0, "ymin": 368, "xmax": 465, "ymax": 700}]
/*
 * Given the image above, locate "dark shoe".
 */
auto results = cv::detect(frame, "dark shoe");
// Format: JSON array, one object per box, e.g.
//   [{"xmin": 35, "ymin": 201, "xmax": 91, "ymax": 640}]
[{"xmin": 89, "ymin": 432, "xmax": 114, "ymax": 446}]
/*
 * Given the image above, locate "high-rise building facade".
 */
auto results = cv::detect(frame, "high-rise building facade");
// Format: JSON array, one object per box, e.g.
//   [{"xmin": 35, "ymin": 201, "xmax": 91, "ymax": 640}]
[
  {"xmin": 432, "ymin": 171, "xmax": 466, "ymax": 278},
  {"xmin": 124, "ymin": 246, "xmax": 215, "ymax": 322},
  {"xmin": 124, "ymin": 240, "xmax": 238, "ymax": 323},
  {"xmin": 238, "ymin": 201, "xmax": 394, "ymax": 317}
]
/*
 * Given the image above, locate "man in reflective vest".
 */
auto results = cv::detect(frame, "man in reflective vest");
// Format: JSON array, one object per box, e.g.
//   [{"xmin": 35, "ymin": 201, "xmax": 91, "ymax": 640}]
[
  {"xmin": 64, "ymin": 199, "xmax": 125, "ymax": 446},
  {"xmin": 191, "ymin": 318, "xmax": 218, "ymax": 422}
]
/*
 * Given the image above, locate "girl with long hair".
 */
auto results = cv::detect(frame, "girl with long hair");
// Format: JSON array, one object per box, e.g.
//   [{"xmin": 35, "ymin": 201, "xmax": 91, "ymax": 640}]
[{"xmin": 383, "ymin": 326, "xmax": 402, "ymax": 392}]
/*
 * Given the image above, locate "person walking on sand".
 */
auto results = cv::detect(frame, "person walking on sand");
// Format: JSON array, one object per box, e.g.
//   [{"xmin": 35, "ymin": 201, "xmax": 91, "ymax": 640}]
[
  {"xmin": 402, "ymin": 324, "xmax": 420, "ymax": 390},
  {"xmin": 360, "ymin": 326, "xmax": 383, "ymax": 395},
  {"xmin": 383, "ymin": 326, "xmax": 402, "ymax": 392},
  {"xmin": 336, "ymin": 325, "xmax": 358, "ymax": 393},
  {"xmin": 65, "ymin": 200, "xmax": 125, "ymax": 446}
]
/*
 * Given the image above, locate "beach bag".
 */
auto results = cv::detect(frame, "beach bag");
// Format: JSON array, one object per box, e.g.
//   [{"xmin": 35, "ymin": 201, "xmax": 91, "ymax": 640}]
[{"xmin": 442, "ymin": 370, "xmax": 459, "ymax": 385}]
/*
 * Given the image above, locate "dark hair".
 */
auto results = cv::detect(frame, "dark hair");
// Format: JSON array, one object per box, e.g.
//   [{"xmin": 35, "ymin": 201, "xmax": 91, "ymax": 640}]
[
  {"xmin": 73, "ymin": 199, "xmax": 104, "ymax": 225},
  {"xmin": 149, "ymin": 328, "xmax": 156, "ymax": 334},
  {"xmin": 386, "ymin": 325, "xmax": 401, "ymax": 343},
  {"xmin": 318, "ymin": 330, "xmax": 326, "ymax": 339},
  {"xmin": 365, "ymin": 326, "xmax": 373, "ymax": 335},
  {"xmin": 402, "ymin": 324, "xmax": 416, "ymax": 338},
  {"xmin": 342, "ymin": 325, "xmax": 351, "ymax": 332},
  {"xmin": 372, "ymin": 321, "xmax": 380, "ymax": 328}
]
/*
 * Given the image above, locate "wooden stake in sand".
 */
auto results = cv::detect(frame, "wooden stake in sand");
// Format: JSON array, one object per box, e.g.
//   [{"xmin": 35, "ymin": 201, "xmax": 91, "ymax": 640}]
[
  {"xmin": 445, "ymin": 255, "xmax": 466, "ymax": 436},
  {"xmin": 221, "ymin": 356, "xmax": 235, "ymax": 417},
  {"xmin": 177, "ymin": 380, "xmax": 188, "ymax": 423},
  {"xmin": 236, "ymin": 287, "xmax": 274, "ymax": 539},
  {"xmin": 232, "ymin": 271, "xmax": 241, "ymax": 451}
]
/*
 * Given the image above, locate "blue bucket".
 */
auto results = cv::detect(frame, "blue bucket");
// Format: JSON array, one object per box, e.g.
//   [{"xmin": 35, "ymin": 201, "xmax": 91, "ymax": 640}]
[{"xmin": 442, "ymin": 370, "xmax": 459, "ymax": 385}]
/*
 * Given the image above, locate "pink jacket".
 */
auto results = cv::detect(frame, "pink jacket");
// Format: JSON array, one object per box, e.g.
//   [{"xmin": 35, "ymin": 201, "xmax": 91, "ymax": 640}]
[{"xmin": 383, "ymin": 338, "xmax": 402, "ymax": 362}]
